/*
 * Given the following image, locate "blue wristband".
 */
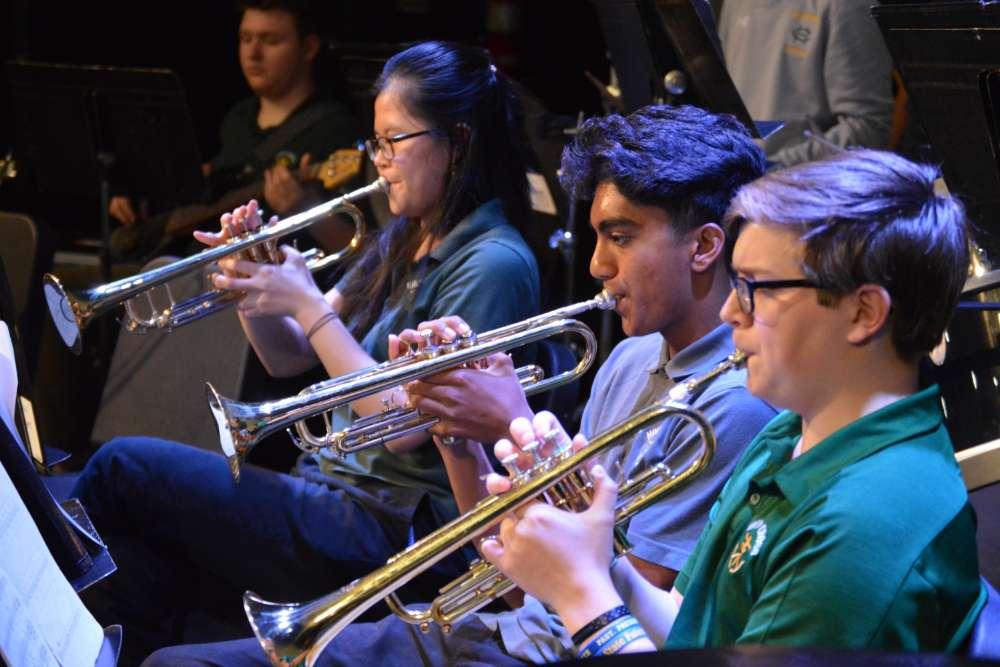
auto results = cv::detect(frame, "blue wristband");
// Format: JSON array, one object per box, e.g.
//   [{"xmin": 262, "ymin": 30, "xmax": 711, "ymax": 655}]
[{"xmin": 577, "ymin": 615, "xmax": 644, "ymax": 658}]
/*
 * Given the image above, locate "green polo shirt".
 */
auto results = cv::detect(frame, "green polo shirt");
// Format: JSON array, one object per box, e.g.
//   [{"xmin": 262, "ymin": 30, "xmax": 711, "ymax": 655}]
[{"xmin": 669, "ymin": 386, "xmax": 986, "ymax": 652}]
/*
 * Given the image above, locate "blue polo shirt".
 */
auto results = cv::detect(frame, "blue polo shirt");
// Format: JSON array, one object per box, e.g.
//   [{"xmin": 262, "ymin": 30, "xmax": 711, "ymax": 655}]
[
  {"xmin": 313, "ymin": 199, "xmax": 539, "ymax": 527},
  {"xmin": 670, "ymin": 386, "xmax": 986, "ymax": 652}
]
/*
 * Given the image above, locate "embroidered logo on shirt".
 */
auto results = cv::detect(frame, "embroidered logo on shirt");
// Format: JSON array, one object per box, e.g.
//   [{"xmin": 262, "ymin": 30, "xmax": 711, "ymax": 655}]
[
  {"xmin": 784, "ymin": 11, "xmax": 818, "ymax": 59},
  {"xmin": 727, "ymin": 519, "xmax": 767, "ymax": 574}
]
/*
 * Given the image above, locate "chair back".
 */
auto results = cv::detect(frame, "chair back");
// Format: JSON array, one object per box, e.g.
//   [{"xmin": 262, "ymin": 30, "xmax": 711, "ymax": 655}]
[
  {"xmin": 90, "ymin": 256, "xmax": 250, "ymax": 452},
  {"xmin": 0, "ymin": 211, "xmax": 38, "ymax": 321}
]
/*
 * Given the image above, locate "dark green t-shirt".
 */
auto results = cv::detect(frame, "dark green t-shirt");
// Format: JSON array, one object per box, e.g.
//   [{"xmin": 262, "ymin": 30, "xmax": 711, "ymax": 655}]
[
  {"xmin": 670, "ymin": 386, "xmax": 986, "ymax": 652},
  {"xmin": 208, "ymin": 94, "xmax": 360, "ymax": 199}
]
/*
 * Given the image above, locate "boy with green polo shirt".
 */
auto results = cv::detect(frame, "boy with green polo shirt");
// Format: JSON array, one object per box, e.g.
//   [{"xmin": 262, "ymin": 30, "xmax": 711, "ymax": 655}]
[{"xmin": 481, "ymin": 148, "xmax": 987, "ymax": 655}]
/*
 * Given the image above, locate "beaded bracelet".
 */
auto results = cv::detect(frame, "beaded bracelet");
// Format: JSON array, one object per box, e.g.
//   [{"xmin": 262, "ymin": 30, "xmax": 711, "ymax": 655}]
[
  {"xmin": 570, "ymin": 604, "xmax": 630, "ymax": 647},
  {"xmin": 305, "ymin": 311, "xmax": 338, "ymax": 341},
  {"xmin": 577, "ymin": 615, "xmax": 645, "ymax": 658}
]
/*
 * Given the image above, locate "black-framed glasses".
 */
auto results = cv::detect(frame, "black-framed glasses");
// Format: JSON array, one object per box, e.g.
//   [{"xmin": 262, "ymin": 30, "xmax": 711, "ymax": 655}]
[
  {"xmin": 364, "ymin": 129, "xmax": 437, "ymax": 161},
  {"xmin": 729, "ymin": 275, "xmax": 821, "ymax": 315}
]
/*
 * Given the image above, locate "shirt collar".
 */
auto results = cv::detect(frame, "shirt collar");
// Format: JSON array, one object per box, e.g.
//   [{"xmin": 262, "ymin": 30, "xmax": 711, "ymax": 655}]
[
  {"xmin": 645, "ymin": 323, "xmax": 736, "ymax": 381},
  {"xmin": 427, "ymin": 199, "xmax": 506, "ymax": 263},
  {"xmin": 763, "ymin": 385, "xmax": 944, "ymax": 504}
]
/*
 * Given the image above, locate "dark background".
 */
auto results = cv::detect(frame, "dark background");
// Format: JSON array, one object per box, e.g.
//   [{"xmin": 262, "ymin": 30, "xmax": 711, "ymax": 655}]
[
  {"xmin": 0, "ymin": 0, "xmax": 611, "ymax": 234},
  {"xmin": 0, "ymin": 0, "xmax": 620, "ymax": 457}
]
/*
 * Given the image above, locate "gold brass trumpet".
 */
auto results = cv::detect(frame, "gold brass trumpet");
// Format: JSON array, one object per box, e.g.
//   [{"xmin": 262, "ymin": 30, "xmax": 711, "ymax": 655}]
[
  {"xmin": 207, "ymin": 291, "xmax": 616, "ymax": 481},
  {"xmin": 244, "ymin": 350, "xmax": 747, "ymax": 667},
  {"xmin": 43, "ymin": 177, "xmax": 386, "ymax": 354}
]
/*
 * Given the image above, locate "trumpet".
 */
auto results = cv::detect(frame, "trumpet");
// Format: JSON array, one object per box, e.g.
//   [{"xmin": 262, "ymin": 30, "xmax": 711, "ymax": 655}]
[
  {"xmin": 208, "ymin": 291, "xmax": 616, "ymax": 481},
  {"xmin": 244, "ymin": 350, "xmax": 747, "ymax": 667},
  {"xmin": 43, "ymin": 177, "xmax": 386, "ymax": 354}
]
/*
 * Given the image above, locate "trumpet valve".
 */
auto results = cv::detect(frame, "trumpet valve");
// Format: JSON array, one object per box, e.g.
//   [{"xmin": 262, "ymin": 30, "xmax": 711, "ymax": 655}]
[
  {"xmin": 500, "ymin": 453, "xmax": 523, "ymax": 479},
  {"xmin": 521, "ymin": 439, "xmax": 544, "ymax": 467},
  {"xmin": 264, "ymin": 237, "xmax": 282, "ymax": 264},
  {"xmin": 456, "ymin": 331, "xmax": 477, "ymax": 348},
  {"xmin": 416, "ymin": 330, "xmax": 440, "ymax": 359}
]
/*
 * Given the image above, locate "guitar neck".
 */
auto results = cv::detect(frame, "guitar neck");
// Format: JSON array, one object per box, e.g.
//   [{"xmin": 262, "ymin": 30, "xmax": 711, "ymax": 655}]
[{"xmin": 162, "ymin": 149, "xmax": 362, "ymax": 237}]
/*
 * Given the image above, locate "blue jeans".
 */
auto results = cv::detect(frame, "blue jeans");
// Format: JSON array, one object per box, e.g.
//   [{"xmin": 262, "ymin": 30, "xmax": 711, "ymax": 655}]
[{"xmin": 72, "ymin": 437, "xmax": 468, "ymax": 666}]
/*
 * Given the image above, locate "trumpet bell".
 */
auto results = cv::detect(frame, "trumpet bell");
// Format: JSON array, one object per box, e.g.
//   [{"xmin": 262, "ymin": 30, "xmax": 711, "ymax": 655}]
[
  {"xmin": 244, "ymin": 590, "xmax": 329, "ymax": 667},
  {"xmin": 43, "ymin": 273, "xmax": 84, "ymax": 354},
  {"xmin": 206, "ymin": 381, "xmax": 253, "ymax": 482}
]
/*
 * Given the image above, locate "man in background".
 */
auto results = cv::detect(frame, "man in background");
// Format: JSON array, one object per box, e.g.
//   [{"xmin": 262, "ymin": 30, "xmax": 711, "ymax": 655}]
[
  {"xmin": 718, "ymin": 0, "xmax": 894, "ymax": 167},
  {"xmin": 110, "ymin": 0, "xmax": 360, "ymax": 259}
]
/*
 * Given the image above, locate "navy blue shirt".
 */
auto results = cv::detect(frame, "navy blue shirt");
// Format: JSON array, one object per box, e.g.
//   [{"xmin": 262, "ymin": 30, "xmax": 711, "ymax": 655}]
[{"xmin": 315, "ymin": 199, "xmax": 540, "ymax": 525}]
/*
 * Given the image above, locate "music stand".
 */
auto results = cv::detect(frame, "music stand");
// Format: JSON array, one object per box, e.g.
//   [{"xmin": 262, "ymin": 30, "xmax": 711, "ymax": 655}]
[
  {"xmin": 872, "ymin": 2, "xmax": 1000, "ymax": 256},
  {"xmin": 5, "ymin": 60, "xmax": 204, "ymax": 281},
  {"xmin": 590, "ymin": 0, "xmax": 764, "ymax": 137}
]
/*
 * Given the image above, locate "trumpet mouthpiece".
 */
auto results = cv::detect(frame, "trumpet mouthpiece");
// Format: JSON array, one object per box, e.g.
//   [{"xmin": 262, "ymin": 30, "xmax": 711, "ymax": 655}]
[{"xmin": 594, "ymin": 289, "xmax": 617, "ymax": 311}]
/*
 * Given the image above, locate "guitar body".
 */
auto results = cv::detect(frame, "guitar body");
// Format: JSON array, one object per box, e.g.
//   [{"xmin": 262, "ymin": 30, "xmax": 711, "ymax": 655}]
[{"xmin": 110, "ymin": 148, "xmax": 363, "ymax": 262}]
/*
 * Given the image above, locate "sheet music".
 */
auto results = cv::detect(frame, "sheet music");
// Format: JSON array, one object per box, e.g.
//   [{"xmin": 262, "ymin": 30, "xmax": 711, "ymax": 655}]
[{"xmin": 0, "ymin": 462, "xmax": 103, "ymax": 667}]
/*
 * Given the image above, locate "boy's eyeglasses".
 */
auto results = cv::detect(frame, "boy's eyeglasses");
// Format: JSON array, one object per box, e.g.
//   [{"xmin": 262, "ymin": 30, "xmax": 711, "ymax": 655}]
[{"xmin": 730, "ymin": 275, "xmax": 821, "ymax": 315}]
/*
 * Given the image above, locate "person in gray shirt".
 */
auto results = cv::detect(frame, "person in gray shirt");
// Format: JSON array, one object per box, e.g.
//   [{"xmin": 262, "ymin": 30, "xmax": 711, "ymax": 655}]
[
  {"xmin": 143, "ymin": 104, "xmax": 777, "ymax": 666},
  {"xmin": 719, "ymin": 0, "xmax": 894, "ymax": 167}
]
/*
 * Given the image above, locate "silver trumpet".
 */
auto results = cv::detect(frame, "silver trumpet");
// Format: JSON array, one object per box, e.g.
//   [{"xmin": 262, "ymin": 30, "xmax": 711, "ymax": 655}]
[
  {"xmin": 208, "ymin": 291, "xmax": 617, "ymax": 481},
  {"xmin": 244, "ymin": 350, "xmax": 747, "ymax": 667},
  {"xmin": 43, "ymin": 177, "xmax": 386, "ymax": 354}
]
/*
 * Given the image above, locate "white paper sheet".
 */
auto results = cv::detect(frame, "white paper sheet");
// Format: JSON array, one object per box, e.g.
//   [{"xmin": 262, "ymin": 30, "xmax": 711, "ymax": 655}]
[{"xmin": 0, "ymin": 461, "xmax": 103, "ymax": 667}]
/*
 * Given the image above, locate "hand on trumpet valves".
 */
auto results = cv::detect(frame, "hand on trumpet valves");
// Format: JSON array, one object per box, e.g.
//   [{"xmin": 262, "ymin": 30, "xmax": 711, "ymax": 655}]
[
  {"xmin": 387, "ymin": 314, "xmax": 474, "ymax": 360},
  {"xmin": 486, "ymin": 412, "xmax": 577, "ymax": 488},
  {"xmin": 409, "ymin": 315, "xmax": 474, "ymax": 346},
  {"xmin": 210, "ymin": 244, "xmax": 328, "ymax": 320},
  {"xmin": 194, "ymin": 199, "xmax": 272, "ymax": 253},
  {"xmin": 479, "ymin": 460, "xmax": 621, "ymax": 615},
  {"xmin": 394, "ymin": 349, "xmax": 534, "ymax": 445}
]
